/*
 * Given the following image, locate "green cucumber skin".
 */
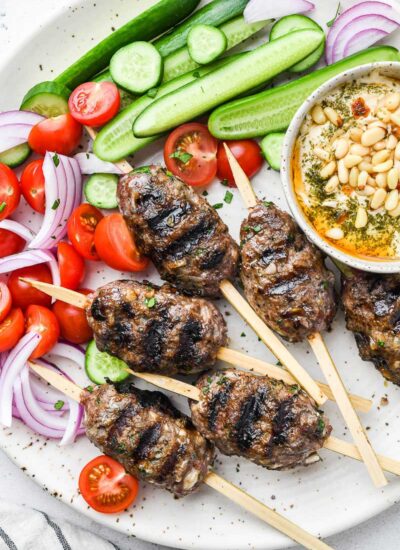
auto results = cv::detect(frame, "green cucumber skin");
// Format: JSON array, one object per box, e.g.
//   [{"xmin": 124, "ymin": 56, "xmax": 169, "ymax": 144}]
[
  {"xmin": 154, "ymin": 0, "xmax": 248, "ymax": 58},
  {"xmin": 163, "ymin": 16, "xmax": 268, "ymax": 82},
  {"xmin": 0, "ymin": 143, "xmax": 31, "ymax": 168},
  {"xmin": 20, "ymin": 81, "xmax": 71, "ymax": 117},
  {"xmin": 209, "ymin": 46, "xmax": 400, "ymax": 139},
  {"xmin": 261, "ymin": 133, "xmax": 285, "ymax": 171},
  {"xmin": 54, "ymin": 0, "xmax": 200, "ymax": 90},
  {"xmin": 134, "ymin": 29, "xmax": 324, "ymax": 137}
]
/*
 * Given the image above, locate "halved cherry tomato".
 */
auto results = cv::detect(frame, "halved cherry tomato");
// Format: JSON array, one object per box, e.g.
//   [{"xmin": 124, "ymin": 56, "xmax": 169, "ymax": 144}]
[
  {"xmin": 0, "ymin": 282, "xmax": 12, "ymax": 324},
  {"xmin": 0, "ymin": 163, "xmax": 20, "ymax": 220},
  {"xmin": 28, "ymin": 113, "xmax": 83, "ymax": 156},
  {"xmin": 53, "ymin": 289, "xmax": 93, "ymax": 344},
  {"xmin": 67, "ymin": 204, "xmax": 103, "ymax": 261},
  {"xmin": 94, "ymin": 213, "xmax": 149, "ymax": 272},
  {"xmin": 69, "ymin": 81, "xmax": 121, "ymax": 127},
  {"xmin": 20, "ymin": 159, "xmax": 45, "ymax": 214},
  {"xmin": 57, "ymin": 242, "xmax": 85, "ymax": 290},
  {"xmin": 164, "ymin": 123, "xmax": 218, "ymax": 187},
  {"xmin": 217, "ymin": 140, "xmax": 263, "ymax": 186},
  {"xmin": 26, "ymin": 304, "xmax": 60, "ymax": 359},
  {"xmin": 79, "ymin": 455, "xmax": 139, "ymax": 514},
  {"xmin": 7, "ymin": 264, "xmax": 52, "ymax": 310},
  {"xmin": 0, "ymin": 308, "xmax": 24, "ymax": 353},
  {"xmin": 0, "ymin": 229, "xmax": 25, "ymax": 258}
]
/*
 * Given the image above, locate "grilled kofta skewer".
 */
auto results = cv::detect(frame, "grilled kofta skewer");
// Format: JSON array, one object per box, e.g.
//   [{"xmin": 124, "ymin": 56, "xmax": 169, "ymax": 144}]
[
  {"xmin": 86, "ymin": 279, "xmax": 227, "ymax": 376},
  {"xmin": 341, "ymin": 268, "xmax": 400, "ymax": 386}
]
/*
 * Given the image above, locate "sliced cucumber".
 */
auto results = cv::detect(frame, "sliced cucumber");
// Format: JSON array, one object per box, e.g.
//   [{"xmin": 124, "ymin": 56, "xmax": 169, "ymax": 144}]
[
  {"xmin": 0, "ymin": 143, "xmax": 31, "ymax": 168},
  {"xmin": 208, "ymin": 46, "xmax": 400, "ymax": 139},
  {"xmin": 261, "ymin": 133, "xmax": 285, "ymax": 171},
  {"xmin": 20, "ymin": 81, "xmax": 70, "ymax": 117},
  {"xmin": 84, "ymin": 173, "xmax": 119, "ymax": 209},
  {"xmin": 187, "ymin": 25, "xmax": 227, "ymax": 65},
  {"xmin": 110, "ymin": 41, "xmax": 163, "ymax": 94},
  {"xmin": 270, "ymin": 15, "xmax": 325, "ymax": 73},
  {"xmin": 85, "ymin": 340, "xmax": 130, "ymax": 385},
  {"xmin": 134, "ymin": 29, "xmax": 324, "ymax": 137}
]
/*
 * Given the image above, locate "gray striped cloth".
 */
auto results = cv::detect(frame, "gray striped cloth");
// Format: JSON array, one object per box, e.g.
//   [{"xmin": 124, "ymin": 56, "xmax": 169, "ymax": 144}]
[{"xmin": 0, "ymin": 502, "xmax": 120, "ymax": 550}]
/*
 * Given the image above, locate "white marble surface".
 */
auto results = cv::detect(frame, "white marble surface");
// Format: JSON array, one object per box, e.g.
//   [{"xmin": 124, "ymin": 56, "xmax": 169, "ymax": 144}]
[{"xmin": 1, "ymin": 1, "xmax": 400, "ymax": 548}]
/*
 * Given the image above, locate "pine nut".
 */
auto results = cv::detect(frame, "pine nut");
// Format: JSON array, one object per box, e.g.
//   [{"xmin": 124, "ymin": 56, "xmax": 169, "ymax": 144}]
[
  {"xmin": 324, "ymin": 107, "xmax": 342, "ymax": 127},
  {"xmin": 376, "ymin": 173, "xmax": 387, "ymax": 188},
  {"xmin": 385, "ymin": 92, "xmax": 400, "ymax": 112},
  {"xmin": 387, "ymin": 134, "xmax": 398, "ymax": 150},
  {"xmin": 367, "ymin": 176, "xmax": 376, "ymax": 187},
  {"xmin": 349, "ymin": 166, "xmax": 359, "ymax": 187},
  {"xmin": 357, "ymin": 185, "xmax": 375, "ymax": 196},
  {"xmin": 387, "ymin": 167, "xmax": 399, "ymax": 190},
  {"xmin": 372, "ymin": 149, "xmax": 390, "ymax": 165},
  {"xmin": 311, "ymin": 104, "xmax": 327, "ymax": 125},
  {"xmin": 334, "ymin": 138, "xmax": 349, "ymax": 159},
  {"xmin": 358, "ymin": 161, "xmax": 374, "ymax": 172},
  {"xmin": 395, "ymin": 142, "xmax": 400, "ymax": 160},
  {"xmin": 325, "ymin": 227, "xmax": 344, "ymax": 240},
  {"xmin": 355, "ymin": 207, "xmax": 368, "ymax": 229},
  {"xmin": 373, "ymin": 140, "xmax": 386, "ymax": 151},
  {"xmin": 369, "ymin": 120, "xmax": 387, "ymax": 129},
  {"xmin": 373, "ymin": 159, "xmax": 394, "ymax": 173},
  {"xmin": 370, "ymin": 188, "xmax": 387, "ymax": 209},
  {"xmin": 315, "ymin": 147, "xmax": 330, "ymax": 161},
  {"xmin": 350, "ymin": 143, "xmax": 370, "ymax": 156},
  {"xmin": 349, "ymin": 128, "xmax": 362, "ymax": 143},
  {"xmin": 361, "ymin": 127, "xmax": 386, "ymax": 146},
  {"xmin": 343, "ymin": 154, "xmax": 362, "ymax": 168},
  {"xmin": 390, "ymin": 111, "xmax": 400, "ymax": 127},
  {"xmin": 320, "ymin": 160, "xmax": 337, "ymax": 179},
  {"xmin": 377, "ymin": 108, "xmax": 391, "ymax": 123},
  {"xmin": 389, "ymin": 202, "xmax": 400, "ymax": 217},
  {"xmin": 338, "ymin": 159, "xmax": 349, "ymax": 183},
  {"xmin": 325, "ymin": 175, "xmax": 339, "ymax": 194},
  {"xmin": 385, "ymin": 189, "xmax": 399, "ymax": 211},
  {"xmin": 357, "ymin": 170, "xmax": 369, "ymax": 189}
]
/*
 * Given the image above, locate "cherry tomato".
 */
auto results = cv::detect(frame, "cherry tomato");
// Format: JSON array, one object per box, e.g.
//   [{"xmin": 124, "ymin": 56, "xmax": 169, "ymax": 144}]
[
  {"xmin": 0, "ymin": 308, "xmax": 24, "ymax": 353},
  {"xmin": 217, "ymin": 140, "xmax": 263, "ymax": 186},
  {"xmin": 67, "ymin": 204, "xmax": 103, "ymax": 261},
  {"xmin": 79, "ymin": 455, "xmax": 139, "ymax": 514},
  {"xmin": 26, "ymin": 305, "xmax": 60, "ymax": 359},
  {"xmin": 94, "ymin": 213, "xmax": 149, "ymax": 272},
  {"xmin": 28, "ymin": 113, "xmax": 82, "ymax": 156},
  {"xmin": 20, "ymin": 159, "xmax": 45, "ymax": 214},
  {"xmin": 0, "ymin": 163, "xmax": 20, "ymax": 220},
  {"xmin": 0, "ymin": 229, "xmax": 25, "ymax": 258},
  {"xmin": 69, "ymin": 81, "xmax": 121, "ymax": 127},
  {"xmin": 57, "ymin": 242, "xmax": 85, "ymax": 290},
  {"xmin": 0, "ymin": 282, "xmax": 12, "ymax": 324},
  {"xmin": 53, "ymin": 289, "xmax": 93, "ymax": 344},
  {"xmin": 164, "ymin": 123, "xmax": 218, "ymax": 187},
  {"xmin": 7, "ymin": 264, "xmax": 52, "ymax": 310}
]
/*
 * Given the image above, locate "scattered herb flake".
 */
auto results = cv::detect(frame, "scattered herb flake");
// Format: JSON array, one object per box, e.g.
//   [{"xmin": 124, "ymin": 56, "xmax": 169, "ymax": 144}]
[
  {"xmin": 224, "ymin": 190, "xmax": 233, "ymax": 204},
  {"xmin": 213, "ymin": 203, "xmax": 223, "ymax": 210},
  {"xmin": 378, "ymin": 340, "xmax": 385, "ymax": 348},
  {"xmin": 318, "ymin": 417, "xmax": 325, "ymax": 433},
  {"xmin": 240, "ymin": 332, "xmax": 246, "ymax": 337},
  {"xmin": 54, "ymin": 400, "xmax": 64, "ymax": 410},
  {"xmin": 263, "ymin": 201, "xmax": 272, "ymax": 208},
  {"xmin": 192, "ymin": 71, "xmax": 201, "ymax": 78},
  {"xmin": 134, "ymin": 166, "xmax": 151, "ymax": 174},
  {"xmin": 166, "ymin": 170, "xmax": 174, "ymax": 177},
  {"xmin": 52, "ymin": 153, "xmax": 60, "ymax": 167},
  {"xmin": 85, "ymin": 385, "xmax": 94, "ymax": 393},
  {"xmin": 145, "ymin": 296, "xmax": 157, "ymax": 308},
  {"xmin": 147, "ymin": 88, "xmax": 158, "ymax": 98},
  {"xmin": 0, "ymin": 202, "xmax": 6, "ymax": 213},
  {"xmin": 202, "ymin": 190, "xmax": 209, "ymax": 196},
  {"xmin": 51, "ymin": 198, "xmax": 61, "ymax": 210},
  {"xmin": 321, "ymin": 280, "xmax": 329, "ymax": 290},
  {"xmin": 327, "ymin": 2, "xmax": 341, "ymax": 27},
  {"xmin": 170, "ymin": 150, "xmax": 193, "ymax": 164},
  {"xmin": 220, "ymin": 179, "xmax": 229, "ymax": 187},
  {"xmin": 253, "ymin": 225, "xmax": 262, "ymax": 233}
]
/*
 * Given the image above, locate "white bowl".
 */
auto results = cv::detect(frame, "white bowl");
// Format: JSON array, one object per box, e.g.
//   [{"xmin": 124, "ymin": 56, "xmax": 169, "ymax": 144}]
[{"xmin": 281, "ymin": 61, "xmax": 400, "ymax": 274}]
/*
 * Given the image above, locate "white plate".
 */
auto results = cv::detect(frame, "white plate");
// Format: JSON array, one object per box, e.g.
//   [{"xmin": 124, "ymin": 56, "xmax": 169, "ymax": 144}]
[{"xmin": 1, "ymin": 1, "xmax": 400, "ymax": 549}]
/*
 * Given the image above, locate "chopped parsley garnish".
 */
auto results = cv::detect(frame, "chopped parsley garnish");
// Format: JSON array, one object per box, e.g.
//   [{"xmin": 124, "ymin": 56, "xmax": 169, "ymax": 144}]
[
  {"xmin": 147, "ymin": 88, "xmax": 158, "ymax": 98},
  {"xmin": 220, "ymin": 179, "xmax": 229, "ymax": 187},
  {"xmin": 213, "ymin": 203, "xmax": 223, "ymax": 210},
  {"xmin": 263, "ymin": 201, "xmax": 272, "ymax": 208},
  {"xmin": 51, "ymin": 198, "xmax": 60, "ymax": 210},
  {"xmin": 166, "ymin": 170, "xmax": 174, "ymax": 178},
  {"xmin": 327, "ymin": 3, "xmax": 341, "ymax": 27},
  {"xmin": 240, "ymin": 332, "xmax": 246, "ymax": 337},
  {"xmin": 54, "ymin": 400, "xmax": 64, "ymax": 410},
  {"xmin": 85, "ymin": 385, "xmax": 94, "ymax": 393},
  {"xmin": 317, "ymin": 417, "xmax": 325, "ymax": 433},
  {"xmin": 134, "ymin": 166, "xmax": 151, "ymax": 174},
  {"xmin": 321, "ymin": 280, "xmax": 329, "ymax": 290},
  {"xmin": 202, "ymin": 190, "xmax": 208, "ymax": 196},
  {"xmin": 192, "ymin": 71, "xmax": 201, "ymax": 78},
  {"xmin": 224, "ymin": 190, "xmax": 233, "ymax": 204},
  {"xmin": 0, "ymin": 201, "xmax": 6, "ymax": 213},
  {"xmin": 169, "ymin": 150, "xmax": 193, "ymax": 164},
  {"xmin": 253, "ymin": 225, "xmax": 262, "ymax": 233},
  {"xmin": 52, "ymin": 153, "xmax": 60, "ymax": 167},
  {"xmin": 145, "ymin": 296, "xmax": 157, "ymax": 308},
  {"xmin": 378, "ymin": 340, "xmax": 385, "ymax": 348}
]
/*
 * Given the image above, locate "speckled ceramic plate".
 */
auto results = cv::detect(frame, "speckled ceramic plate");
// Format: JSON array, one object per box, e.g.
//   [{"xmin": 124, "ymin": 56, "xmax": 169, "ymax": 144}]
[{"xmin": 1, "ymin": 1, "xmax": 400, "ymax": 549}]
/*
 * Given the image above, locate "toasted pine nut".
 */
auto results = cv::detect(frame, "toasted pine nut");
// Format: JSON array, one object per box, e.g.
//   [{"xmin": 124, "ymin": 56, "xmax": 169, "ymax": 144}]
[
  {"xmin": 387, "ymin": 134, "xmax": 398, "ymax": 150},
  {"xmin": 358, "ymin": 161, "xmax": 374, "ymax": 172},
  {"xmin": 367, "ymin": 176, "xmax": 376, "ymax": 187},
  {"xmin": 357, "ymin": 185, "xmax": 375, "ymax": 196},
  {"xmin": 361, "ymin": 127, "xmax": 386, "ymax": 147},
  {"xmin": 325, "ymin": 227, "xmax": 344, "ymax": 240},
  {"xmin": 377, "ymin": 108, "xmax": 391, "ymax": 123},
  {"xmin": 334, "ymin": 138, "xmax": 349, "ymax": 159},
  {"xmin": 370, "ymin": 188, "xmax": 387, "ymax": 209},
  {"xmin": 385, "ymin": 189, "xmax": 399, "ymax": 211},
  {"xmin": 338, "ymin": 159, "xmax": 349, "ymax": 183},
  {"xmin": 357, "ymin": 170, "xmax": 369, "ymax": 189},
  {"xmin": 349, "ymin": 127, "xmax": 363, "ymax": 143},
  {"xmin": 355, "ymin": 207, "xmax": 368, "ymax": 229},
  {"xmin": 387, "ymin": 167, "xmax": 399, "ymax": 190},
  {"xmin": 343, "ymin": 154, "xmax": 362, "ymax": 169},
  {"xmin": 325, "ymin": 175, "xmax": 339, "ymax": 194},
  {"xmin": 320, "ymin": 160, "xmax": 337, "ymax": 179},
  {"xmin": 373, "ymin": 159, "xmax": 394, "ymax": 173},
  {"xmin": 376, "ymin": 173, "xmax": 387, "ymax": 188},
  {"xmin": 389, "ymin": 202, "xmax": 400, "ymax": 217},
  {"xmin": 324, "ymin": 107, "xmax": 342, "ymax": 127},
  {"xmin": 311, "ymin": 104, "xmax": 327, "ymax": 125},
  {"xmin": 369, "ymin": 120, "xmax": 387, "ymax": 129},
  {"xmin": 390, "ymin": 111, "xmax": 400, "ymax": 127},
  {"xmin": 349, "ymin": 167, "xmax": 359, "ymax": 187},
  {"xmin": 395, "ymin": 142, "xmax": 400, "ymax": 160},
  {"xmin": 350, "ymin": 143, "xmax": 370, "ymax": 156},
  {"xmin": 385, "ymin": 92, "xmax": 400, "ymax": 112},
  {"xmin": 315, "ymin": 147, "xmax": 330, "ymax": 161},
  {"xmin": 372, "ymin": 149, "xmax": 390, "ymax": 165},
  {"xmin": 373, "ymin": 140, "xmax": 386, "ymax": 151}
]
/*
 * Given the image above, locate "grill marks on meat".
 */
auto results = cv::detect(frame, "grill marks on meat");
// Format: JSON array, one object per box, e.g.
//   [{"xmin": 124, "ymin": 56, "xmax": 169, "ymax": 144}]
[
  {"xmin": 85, "ymin": 280, "xmax": 227, "ymax": 375},
  {"xmin": 240, "ymin": 202, "xmax": 337, "ymax": 342},
  {"xmin": 82, "ymin": 383, "xmax": 215, "ymax": 497},
  {"xmin": 117, "ymin": 165, "xmax": 239, "ymax": 297},
  {"xmin": 342, "ymin": 270, "xmax": 400, "ymax": 385},
  {"xmin": 190, "ymin": 369, "xmax": 331, "ymax": 470}
]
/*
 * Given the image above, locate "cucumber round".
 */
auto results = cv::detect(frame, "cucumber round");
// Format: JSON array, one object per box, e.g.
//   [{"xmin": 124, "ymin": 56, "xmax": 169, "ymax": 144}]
[
  {"xmin": 261, "ymin": 132, "xmax": 285, "ymax": 171},
  {"xmin": 110, "ymin": 42, "xmax": 163, "ymax": 94},
  {"xmin": 269, "ymin": 15, "xmax": 325, "ymax": 73},
  {"xmin": 84, "ymin": 173, "xmax": 119, "ymax": 209},
  {"xmin": 0, "ymin": 143, "xmax": 31, "ymax": 168},
  {"xmin": 20, "ymin": 81, "xmax": 70, "ymax": 117},
  {"xmin": 85, "ymin": 340, "xmax": 130, "ymax": 385},
  {"xmin": 187, "ymin": 24, "xmax": 227, "ymax": 65}
]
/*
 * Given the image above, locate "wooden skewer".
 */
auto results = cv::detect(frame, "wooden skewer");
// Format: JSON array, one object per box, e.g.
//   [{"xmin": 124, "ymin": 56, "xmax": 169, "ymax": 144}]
[
  {"xmin": 20, "ymin": 278, "xmax": 371, "ymax": 413},
  {"xmin": 28, "ymin": 362, "xmax": 330, "ymax": 550},
  {"xmin": 29, "ymin": 362, "xmax": 400, "ymax": 478},
  {"xmin": 223, "ymin": 143, "xmax": 387, "ymax": 488}
]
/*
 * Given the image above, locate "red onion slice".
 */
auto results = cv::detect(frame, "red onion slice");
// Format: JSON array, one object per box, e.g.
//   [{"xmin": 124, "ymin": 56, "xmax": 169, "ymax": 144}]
[
  {"xmin": 0, "ymin": 220, "xmax": 34, "ymax": 244},
  {"xmin": 48, "ymin": 341, "xmax": 85, "ymax": 369},
  {"xmin": 0, "ymin": 111, "xmax": 45, "ymax": 153},
  {"xmin": 0, "ymin": 110, "xmax": 44, "ymax": 126},
  {"xmin": 343, "ymin": 28, "xmax": 389, "ymax": 57},
  {"xmin": 244, "ymin": 0, "xmax": 314, "ymax": 23},
  {"xmin": 74, "ymin": 152, "xmax": 123, "ymax": 175},
  {"xmin": 0, "ymin": 249, "xmax": 60, "ymax": 287},
  {"xmin": 60, "ymin": 399, "xmax": 83, "ymax": 446}
]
